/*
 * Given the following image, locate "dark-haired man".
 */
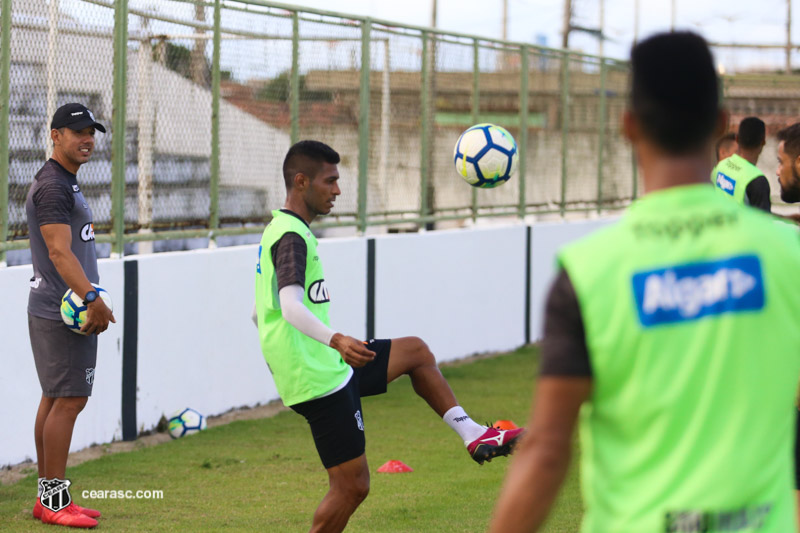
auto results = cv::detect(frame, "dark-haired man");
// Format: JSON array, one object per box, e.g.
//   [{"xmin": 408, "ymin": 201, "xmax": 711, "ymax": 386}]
[
  {"xmin": 712, "ymin": 116, "xmax": 771, "ymax": 212},
  {"xmin": 490, "ymin": 33, "xmax": 800, "ymax": 533},
  {"xmin": 255, "ymin": 140, "xmax": 523, "ymax": 533},
  {"xmin": 775, "ymin": 122, "xmax": 800, "ymax": 523},
  {"xmin": 777, "ymin": 123, "xmax": 800, "ymax": 205},
  {"xmin": 715, "ymin": 131, "xmax": 737, "ymax": 162},
  {"xmin": 27, "ymin": 103, "xmax": 115, "ymax": 528}
]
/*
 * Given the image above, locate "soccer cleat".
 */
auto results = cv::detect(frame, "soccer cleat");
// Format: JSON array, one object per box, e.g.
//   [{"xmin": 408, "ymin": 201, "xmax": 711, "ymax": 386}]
[
  {"xmin": 34, "ymin": 499, "xmax": 101, "ymax": 520},
  {"xmin": 467, "ymin": 426, "xmax": 525, "ymax": 465},
  {"xmin": 40, "ymin": 503, "xmax": 98, "ymax": 528}
]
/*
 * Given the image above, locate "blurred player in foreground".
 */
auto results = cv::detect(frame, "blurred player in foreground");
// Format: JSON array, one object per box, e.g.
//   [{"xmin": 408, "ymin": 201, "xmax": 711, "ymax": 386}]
[
  {"xmin": 712, "ymin": 116, "xmax": 771, "ymax": 212},
  {"xmin": 490, "ymin": 32, "xmax": 800, "ymax": 533},
  {"xmin": 775, "ymin": 122, "xmax": 800, "ymax": 522},
  {"xmin": 254, "ymin": 140, "xmax": 523, "ymax": 533}
]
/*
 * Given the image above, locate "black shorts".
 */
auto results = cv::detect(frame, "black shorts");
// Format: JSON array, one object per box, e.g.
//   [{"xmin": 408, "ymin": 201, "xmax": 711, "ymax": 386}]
[
  {"xmin": 29, "ymin": 313, "xmax": 97, "ymax": 397},
  {"xmin": 290, "ymin": 339, "xmax": 391, "ymax": 469}
]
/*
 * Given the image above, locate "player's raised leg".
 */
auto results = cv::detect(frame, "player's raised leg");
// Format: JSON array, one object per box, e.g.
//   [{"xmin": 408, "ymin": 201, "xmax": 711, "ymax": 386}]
[
  {"xmin": 310, "ymin": 455, "xmax": 370, "ymax": 533},
  {"xmin": 386, "ymin": 336, "xmax": 523, "ymax": 464}
]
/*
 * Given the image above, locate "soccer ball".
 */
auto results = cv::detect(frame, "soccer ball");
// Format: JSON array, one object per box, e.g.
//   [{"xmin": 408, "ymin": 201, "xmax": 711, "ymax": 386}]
[
  {"xmin": 168, "ymin": 408, "xmax": 207, "ymax": 439},
  {"xmin": 60, "ymin": 284, "xmax": 113, "ymax": 334},
  {"xmin": 453, "ymin": 123, "xmax": 519, "ymax": 188}
]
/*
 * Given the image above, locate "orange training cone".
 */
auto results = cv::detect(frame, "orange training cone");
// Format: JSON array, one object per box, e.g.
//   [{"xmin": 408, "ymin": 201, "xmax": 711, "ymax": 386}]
[
  {"xmin": 377, "ymin": 460, "xmax": 413, "ymax": 473},
  {"xmin": 493, "ymin": 419, "xmax": 519, "ymax": 430}
]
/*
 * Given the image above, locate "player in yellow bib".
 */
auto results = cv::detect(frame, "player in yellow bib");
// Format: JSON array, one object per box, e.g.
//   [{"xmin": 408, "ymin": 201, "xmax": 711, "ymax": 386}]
[
  {"xmin": 711, "ymin": 116, "xmax": 771, "ymax": 212},
  {"xmin": 490, "ymin": 32, "xmax": 800, "ymax": 533},
  {"xmin": 254, "ymin": 141, "xmax": 523, "ymax": 533}
]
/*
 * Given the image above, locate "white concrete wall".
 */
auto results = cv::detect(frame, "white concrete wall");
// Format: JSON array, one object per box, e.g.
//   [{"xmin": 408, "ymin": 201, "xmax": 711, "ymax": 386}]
[
  {"xmin": 529, "ymin": 218, "xmax": 618, "ymax": 340},
  {"xmin": 0, "ymin": 219, "xmax": 614, "ymax": 467},
  {"xmin": 373, "ymin": 225, "xmax": 528, "ymax": 362},
  {"xmin": 0, "ymin": 259, "xmax": 124, "ymax": 467}
]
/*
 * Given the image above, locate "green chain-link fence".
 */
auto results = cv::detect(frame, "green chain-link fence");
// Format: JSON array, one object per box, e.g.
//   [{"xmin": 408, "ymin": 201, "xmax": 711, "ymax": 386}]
[
  {"xmin": 4, "ymin": 1, "xmax": 795, "ymax": 262},
  {"xmin": 0, "ymin": 0, "xmax": 636, "ymax": 263}
]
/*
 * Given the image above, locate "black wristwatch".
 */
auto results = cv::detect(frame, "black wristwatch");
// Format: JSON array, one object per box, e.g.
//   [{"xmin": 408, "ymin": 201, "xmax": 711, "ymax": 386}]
[{"xmin": 83, "ymin": 290, "xmax": 99, "ymax": 306}]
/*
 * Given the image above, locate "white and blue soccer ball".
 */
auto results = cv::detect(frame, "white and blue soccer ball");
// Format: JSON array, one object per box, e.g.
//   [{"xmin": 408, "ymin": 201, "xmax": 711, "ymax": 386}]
[
  {"xmin": 453, "ymin": 123, "xmax": 519, "ymax": 188},
  {"xmin": 60, "ymin": 284, "xmax": 113, "ymax": 335},
  {"xmin": 168, "ymin": 408, "xmax": 207, "ymax": 439}
]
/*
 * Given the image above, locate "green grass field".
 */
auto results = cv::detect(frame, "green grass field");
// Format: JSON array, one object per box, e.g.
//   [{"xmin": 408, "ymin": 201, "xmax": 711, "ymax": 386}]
[{"xmin": 0, "ymin": 346, "xmax": 583, "ymax": 532}]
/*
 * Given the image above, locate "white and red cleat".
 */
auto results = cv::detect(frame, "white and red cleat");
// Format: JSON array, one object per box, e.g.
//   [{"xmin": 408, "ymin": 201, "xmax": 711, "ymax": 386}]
[{"xmin": 467, "ymin": 426, "xmax": 524, "ymax": 465}]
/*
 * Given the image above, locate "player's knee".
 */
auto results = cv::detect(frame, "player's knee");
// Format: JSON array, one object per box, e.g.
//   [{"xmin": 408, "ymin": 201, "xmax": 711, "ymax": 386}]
[
  {"xmin": 409, "ymin": 336, "xmax": 435, "ymax": 366},
  {"xmin": 339, "ymin": 476, "xmax": 369, "ymax": 506},
  {"xmin": 351, "ymin": 477, "xmax": 370, "ymax": 504},
  {"xmin": 53, "ymin": 396, "xmax": 88, "ymax": 417}
]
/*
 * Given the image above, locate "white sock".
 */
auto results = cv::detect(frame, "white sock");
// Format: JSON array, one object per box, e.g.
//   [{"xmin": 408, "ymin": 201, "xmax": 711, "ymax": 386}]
[
  {"xmin": 37, "ymin": 477, "xmax": 44, "ymax": 498},
  {"xmin": 443, "ymin": 406, "xmax": 486, "ymax": 445}
]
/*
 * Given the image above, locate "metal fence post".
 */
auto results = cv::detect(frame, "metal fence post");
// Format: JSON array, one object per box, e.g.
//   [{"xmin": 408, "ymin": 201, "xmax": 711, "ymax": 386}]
[
  {"xmin": 560, "ymin": 51, "xmax": 570, "ymax": 217},
  {"xmin": 0, "ymin": 0, "xmax": 10, "ymax": 266},
  {"xmin": 471, "ymin": 39, "xmax": 479, "ymax": 222},
  {"xmin": 290, "ymin": 11, "xmax": 299, "ymax": 144},
  {"xmin": 419, "ymin": 30, "xmax": 430, "ymax": 222},
  {"xmin": 357, "ymin": 19, "xmax": 371, "ymax": 234},
  {"xmin": 209, "ymin": 0, "xmax": 221, "ymax": 242},
  {"xmin": 111, "ymin": 0, "xmax": 129, "ymax": 258},
  {"xmin": 519, "ymin": 45, "xmax": 529, "ymax": 219},
  {"xmin": 597, "ymin": 58, "xmax": 607, "ymax": 214}
]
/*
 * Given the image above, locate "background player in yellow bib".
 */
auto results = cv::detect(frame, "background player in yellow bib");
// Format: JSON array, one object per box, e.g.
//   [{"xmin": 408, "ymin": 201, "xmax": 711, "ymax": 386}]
[
  {"xmin": 712, "ymin": 116, "xmax": 771, "ymax": 212},
  {"xmin": 254, "ymin": 141, "xmax": 523, "ymax": 533},
  {"xmin": 490, "ymin": 32, "xmax": 800, "ymax": 533}
]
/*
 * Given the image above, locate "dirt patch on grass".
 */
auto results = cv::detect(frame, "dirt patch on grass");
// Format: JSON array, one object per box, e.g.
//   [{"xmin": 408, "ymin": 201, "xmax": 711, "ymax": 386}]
[
  {"xmin": 0, "ymin": 401, "xmax": 288, "ymax": 487},
  {"xmin": 0, "ymin": 349, "xmax": 514, "ymax": 487}
]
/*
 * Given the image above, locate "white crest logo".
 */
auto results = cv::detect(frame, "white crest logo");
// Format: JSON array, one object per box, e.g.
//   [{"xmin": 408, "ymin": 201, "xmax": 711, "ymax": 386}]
[
  {"xmin": 40, "ymin": 478, "xmax": 72, "ymax": 512},
  {"xmin": 354, "ymin": 410, "xmax": 364, "ymax": 431},
  {"xmin": 86, "ymin": 368, "xmax": 95, "ymax": 385}
]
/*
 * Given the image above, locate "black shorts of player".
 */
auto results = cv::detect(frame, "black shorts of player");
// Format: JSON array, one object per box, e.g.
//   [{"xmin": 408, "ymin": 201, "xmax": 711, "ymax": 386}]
[{"xmin": 290, "ymin": 339, "xmax": 391, "ymax": 469}]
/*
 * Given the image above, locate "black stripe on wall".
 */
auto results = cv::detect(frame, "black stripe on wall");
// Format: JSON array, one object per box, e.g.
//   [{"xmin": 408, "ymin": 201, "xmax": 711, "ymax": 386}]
[
  {"xmin": 122, "ymin": 260, "xmax": 138, "ymax": 441},
  {"xmin": 524, "ymin": 225, "xmax": 532, "ymax": 345},
  {"xmin": 366, "ymin": 239, "xmax": 376, "ymax": 341}
]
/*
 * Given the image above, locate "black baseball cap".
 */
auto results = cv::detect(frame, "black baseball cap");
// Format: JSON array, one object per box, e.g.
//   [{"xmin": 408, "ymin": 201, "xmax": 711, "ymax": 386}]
[{"xmin": 50, "ymin": 103, "xmax": 106, "ymax": 133}]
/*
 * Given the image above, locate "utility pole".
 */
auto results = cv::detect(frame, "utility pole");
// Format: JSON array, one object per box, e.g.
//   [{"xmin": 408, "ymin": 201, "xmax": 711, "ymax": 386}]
[
  {"xmin": 425, "ymin": 0, "xmax": 437, "ymax": 231},
  {"xmin": 562, "ymin": 0, "xmax": 572, "ymax": 49},
  {"xmin": 787, "ymin": 0, "xmax": 793, "ymax": 74},
  {"xmin": 501, "ymin": 0, "xmax": 509, "ymax": 69},
  {"xmin": 502, "ymin": 0, "xmax": 508, "ymax": 41},
  {"xmin": 670, "ymin": 0, "xmax": 676, "ymax": 32},
  {"xmin": 633, "ymin": 0, "xmax": 640, "ymax": 46},
  {"xmin": 598, "ymin": 0, "xmax": 605, "ymax": 56},
  {"xmin": 191, "ymin": 2, "xmax": 206, "ymax": 85}
]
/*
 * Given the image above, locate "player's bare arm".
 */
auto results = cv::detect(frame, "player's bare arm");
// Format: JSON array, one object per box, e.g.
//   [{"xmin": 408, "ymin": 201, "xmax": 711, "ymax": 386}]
[
  {"xmin": 489, "ymin": 377, "xmax": 591, "ymax": 533},
  {"xmin": 329, "ymin": 333, "xmax": 376, "ymax": 367},
  {"xmin": 40, "ymin": 223, "xmax": 115, "ymax": 334}
]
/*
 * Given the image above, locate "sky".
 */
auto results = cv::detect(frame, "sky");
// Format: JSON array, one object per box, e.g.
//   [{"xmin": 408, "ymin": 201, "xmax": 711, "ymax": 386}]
[
  {"xmin": 58, "ymin": 0, "xmax": 799, "ymax": 79},
  {"xmin": 285, "ymin": 0, "xmax": 796, "ymax": 68}
]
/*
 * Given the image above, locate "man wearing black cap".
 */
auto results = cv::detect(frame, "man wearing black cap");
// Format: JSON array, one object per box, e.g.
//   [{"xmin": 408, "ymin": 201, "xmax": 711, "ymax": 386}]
[{"xmin": 26, "ymin": 103, "xmax": 115, "ymax": 528}]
